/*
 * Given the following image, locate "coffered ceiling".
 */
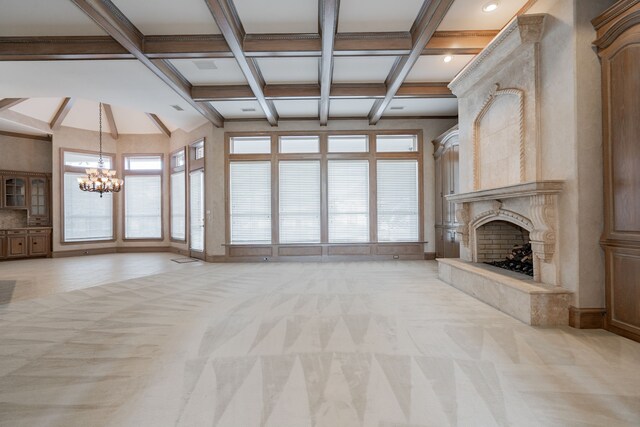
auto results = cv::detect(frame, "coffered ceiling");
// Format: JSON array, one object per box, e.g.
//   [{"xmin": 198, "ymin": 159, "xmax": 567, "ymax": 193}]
[{"xmin": 0, "ymin": 0, "xmax": 535, "ymax": 134}]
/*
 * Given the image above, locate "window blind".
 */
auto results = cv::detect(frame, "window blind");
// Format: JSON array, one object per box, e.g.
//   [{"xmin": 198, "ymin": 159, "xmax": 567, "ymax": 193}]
[
  {"xmin": 63, "ymin": 172, "xmax": 113, "ymax": 242},
  {"xmin": 190, "ymin": 170, "xmax": 205, "ymax": 251},
  {"xmin": 125, "ymin": 175, "xmax": 162, "ymax": 239},
  {"xmin": 328, "ymin": 160, "xmax": 369, "ymax": 242},
  {"xmin": 230, "ymin": 161, "xmax": 271, "ymax": 243},
  {"xmin": 170, "ymin": 171, "xmax": 186, "ymax": 240},
  {"xmin": 377, "ymin": 160, "xmax": 419, "ymax": 242},
  {"xmin": 279, "ymin": 161, "xmax": 321, "ymax": 243}
]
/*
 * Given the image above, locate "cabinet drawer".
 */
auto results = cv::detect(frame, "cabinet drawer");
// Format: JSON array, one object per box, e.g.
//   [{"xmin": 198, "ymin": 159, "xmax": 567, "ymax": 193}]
[
  {"xmin": 6, "ymin": 230, "xmax": 27, "ymax": 236},
  {"xmin": 28, "ymin": 229, "xmax": 50, "ymax": 235}
]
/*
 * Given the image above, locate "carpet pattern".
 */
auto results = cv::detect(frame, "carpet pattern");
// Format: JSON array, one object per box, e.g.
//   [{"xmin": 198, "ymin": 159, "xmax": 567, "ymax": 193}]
[{"xmin": 0, "ymin": 261, "xmax": 639, "ymax": 426}]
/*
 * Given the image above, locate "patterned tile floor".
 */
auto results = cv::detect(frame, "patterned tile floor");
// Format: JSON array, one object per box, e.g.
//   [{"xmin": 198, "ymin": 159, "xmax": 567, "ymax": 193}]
[{"xmin": 0, "ymin": 259, "xmax": 638, "ymax": 426}]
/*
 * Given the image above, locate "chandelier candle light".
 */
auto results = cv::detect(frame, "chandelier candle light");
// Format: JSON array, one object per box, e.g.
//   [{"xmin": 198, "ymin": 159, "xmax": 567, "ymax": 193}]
[{"xmin": 77, "ymin": 102, "xmax": 123, "ymax": 197}]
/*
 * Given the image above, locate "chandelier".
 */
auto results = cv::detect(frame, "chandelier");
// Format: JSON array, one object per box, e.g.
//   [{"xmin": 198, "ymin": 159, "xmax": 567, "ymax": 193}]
[{"xmin": 78, "ymin": 102, "xmax": 122, "ymax": 197}]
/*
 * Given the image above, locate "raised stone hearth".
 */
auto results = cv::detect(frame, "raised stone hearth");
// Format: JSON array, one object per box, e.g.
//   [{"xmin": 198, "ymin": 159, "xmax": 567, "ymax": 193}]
[{"xmin": 438, "ymin": 258, "xmax": 571, "ymax": 326}]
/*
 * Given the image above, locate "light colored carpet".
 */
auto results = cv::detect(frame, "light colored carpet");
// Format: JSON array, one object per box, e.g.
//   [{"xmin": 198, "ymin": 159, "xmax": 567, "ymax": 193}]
[{"xmin": 0, "ymin": 261, "xmax": 638, "ymax": 427}]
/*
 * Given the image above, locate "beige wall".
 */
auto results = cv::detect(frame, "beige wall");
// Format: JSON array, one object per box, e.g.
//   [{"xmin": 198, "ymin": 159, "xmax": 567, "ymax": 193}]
[
  {"xmin": 51, "ymin": 126, "xmax": 170, "ymax": 253},
  {"xmin": 534, "ymin": 0, "xmax": 613, "ymax": 307},
  {"xmin": 169, "ymin": 118, "xmax": 456, "ymax": 257},
  {"xmin": 0, "ymin": 134, "xmax": 52, "ymax": 173}
]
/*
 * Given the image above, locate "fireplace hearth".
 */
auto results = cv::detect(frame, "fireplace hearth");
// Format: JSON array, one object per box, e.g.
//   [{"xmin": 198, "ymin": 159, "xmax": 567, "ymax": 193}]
[{"xmin": 485, "ymin": 242, "xmax": 534, "ymax": 276}]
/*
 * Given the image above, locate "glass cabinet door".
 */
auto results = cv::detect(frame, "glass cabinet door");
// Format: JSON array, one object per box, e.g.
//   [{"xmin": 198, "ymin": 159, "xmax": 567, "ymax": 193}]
[
  {"xmin": 5, "ymin": 177, "xmax": 27, "ymax": 208},
  {"xmin": 29, "ymin": 178, "xmax": 47, "ymax": 216}
]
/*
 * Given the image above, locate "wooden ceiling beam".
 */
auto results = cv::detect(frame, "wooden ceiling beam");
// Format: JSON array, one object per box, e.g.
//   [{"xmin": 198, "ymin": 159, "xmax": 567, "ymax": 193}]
[
  {"xmin": 103, "ymin": 103, "xmax": 118, "ymax": 139},
  {"xmin": 319, "ymin": 0, "xmax": 340, "ymax": 125},
  {"xmin": 70, "ymin": 0, "xmax": 223, "ymax": 128},
  {"xmin": 192, "ymin": 82, "xmax": 453, "ymax": 101},
  {"xmin": 146, "ymin": 113, "xmax": 171, "ymax": 137},
  {"xmin": 0, "ymin": 98, "xmax": 28, "ymax": 111},
  {"xmin": 49, "ymin": 97, "xmax": 75, "ymax": 130},
  {"xmin": 0, "ymin": 130, "xmax": 52, "ymax": 142},
  {"xmin": 203, "ymin": 0, "xmax": 278, "ymax": 126},
  {"xmin": 0, "ymin": 30, "xmax": 497, "ymax": 60},
  {"xmin": 368, "ymin": 0, "xmax": 455, "ymax": 125}
]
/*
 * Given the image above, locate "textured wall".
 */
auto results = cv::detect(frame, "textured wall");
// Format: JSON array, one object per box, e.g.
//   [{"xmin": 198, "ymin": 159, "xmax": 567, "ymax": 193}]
[{"xmin": 0, "ymin": 135, "xmax": 51, "ymax": 173}]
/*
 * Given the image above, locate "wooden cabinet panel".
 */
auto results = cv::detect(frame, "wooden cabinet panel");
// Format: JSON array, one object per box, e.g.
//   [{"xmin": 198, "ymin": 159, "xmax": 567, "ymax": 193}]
[
  {"xmin": 7, "ymin": 235, "xmax": 27, "ymax": 257},
  {"xmin": 606, "ymin": 246, "xmax": 640, "ymax": 339},
  {"xmin": 610, "ymin": 46, "xmax": 640, "ymax": 235},
  {"xmin": 435, "ymin": 157, "xmax": 443, "ymax": 226},
  {"xmin": 28, "ymin": 177, "xmax": 49, "ymax": 225},
  {"xmin": 28, "ymin": 235, "xmax": 48, "ymax": 256},
  {"xmin": 0, "ymin": 236, "xmax": 6, "ymax": 259},
  {"xmin": 595, "ymin": 2, "xmax": 640, "ymax": 342}
]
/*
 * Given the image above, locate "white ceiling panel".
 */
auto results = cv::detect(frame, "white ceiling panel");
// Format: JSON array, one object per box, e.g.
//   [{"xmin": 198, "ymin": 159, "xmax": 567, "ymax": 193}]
[
  {"xmin": 0, "ymin": 0, "xmax": 106, "ymax": 36},
  {"xmin": 0, "ymin": 118, "xmax": 48, "ymax": 136},
  {"xmin": 112, "ymin": 104, "xmax": 172, "ymax": 134},
  {"xmin": 273, "ymin": 100, "xmax": 318, "ymax": 118},
  {"xmin": 405, "ymin": 55, "xmax": 475, "ymax": 82},
  {"xmin": 438, "ymin": 0, "xmax": 528, "ymax": 30},
  {"xmin": 333, "ymin": 57, "xmax": 398, "ymax": 83},
  {"xmin": 210, "ymin": 101, "xmax": 265, "ymax": 119},
  {"xmin": 10, "ymin": 98, "xmax": 63, "ymax": 123},
  {"xmin": 0, "ymin": 60, "xmax": 207, "ymax": 132},
  {"xmin": 170, "ymin": 59, "xmax": 247, "ymax": 85},
  {"xmin": 62, "ymin": 99, "xmax": 114, "ymax": 134},
  {"xmin": 234, "ymin": 0, "xmax": 319, "ymax": 33},
  {"xmin": 385, "ymin": 98, "xmax": 458, "ymax": 116},
  {"xmin": 255, "ymin": 58, "xmax": 319, "ymax": 84},
  {"xmin": 329, "ymin": 99, "xmax": 376, "ymax": 117},
  {"xmin": 111, "ymin": 0, "xmax": 221, "ymax": 35},
  {"xmin": 338, "ymin": 0, "xmax": 424, "ymax": 32}
]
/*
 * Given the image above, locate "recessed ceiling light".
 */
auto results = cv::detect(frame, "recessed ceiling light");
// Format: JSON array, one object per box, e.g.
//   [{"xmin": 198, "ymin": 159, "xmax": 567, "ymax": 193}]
[
  {"xmin": 482, "ymin": 1, "xmax": 499, "ymax": 12},
  {"xmin": 443, "ymin": 55, "xmax": 453, "ymax": 63},
  {"xmin": 241, "ymin": 108, "xmax": 256, "ymax": 112}
]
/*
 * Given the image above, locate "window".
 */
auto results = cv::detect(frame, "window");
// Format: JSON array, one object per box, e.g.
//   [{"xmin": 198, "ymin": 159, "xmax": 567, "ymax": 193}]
[
  {"xmin": 170, "ymin": 172, "xmax": 186, "ymax": 241},
  {"xmin": 62, "ymin": 151, "xmax": 114, "ymax": 242},
  {"xmin": 230, "ymin": 162, "xmax": 271, "ymax": 243},
  {"xmin": 231, "ymin": 136, "xmax": 271, "ymax": 154},
  {"xmin": 279, "ymin": 161, "xmax": 321, "ymax": 243},
  {"xmin": 328, "ymin": 135, "xmax": 368, "ymax": 153},
  {"xmin": 192, "ymin": 140, "xmax": 205, "ymax": 159},
  {"xmin": 123, "ymin": 154, "xmax": 163, "ymax": 240},
  {"xmin": 64, "ymin": 151, "xmax": 112, "ymax": 168},
  {"xmin": 376, "ymin": 135, "xmax": 417, "ymax": 152},
  {"xmin": 377, "ymin": 160, "xmax": 419, "ymax": 242},
  {"xmin": 279, "ymin": 136, "xmax": 319, "ymax": 153},
  {"xmin": 328, "ymin": 160, "xmax": 369, "ymax": 243},
  {"xmin": 124, "ymin": 155, "xmax": 163, "ymax": 171},
  {"xmin": 170, "ymin": 149, "xmax": 186, "ymax": 241}
]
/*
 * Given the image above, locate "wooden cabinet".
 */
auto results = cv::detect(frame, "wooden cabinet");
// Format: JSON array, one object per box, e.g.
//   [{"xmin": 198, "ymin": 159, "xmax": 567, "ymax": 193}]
[
  {"xmin": 433, "ymin": 125, "xmax": 460, "ymax": 259},
  {"xmin": 593, "ymin": 1, "xmax": 640, "ymax": 342},
  {"xmin": 0, "ymin": 229, "xmax": 51, "ymax": 260},
  {"xmin": 0, "ymin": 170, "xmax": 51, "ymax": 226}
]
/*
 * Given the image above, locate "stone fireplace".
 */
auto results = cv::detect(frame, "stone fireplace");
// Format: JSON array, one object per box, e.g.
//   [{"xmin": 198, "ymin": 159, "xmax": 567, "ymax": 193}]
[{"xmin": 435, "ymin": 14, "xmax": 573, "ymax": 326}]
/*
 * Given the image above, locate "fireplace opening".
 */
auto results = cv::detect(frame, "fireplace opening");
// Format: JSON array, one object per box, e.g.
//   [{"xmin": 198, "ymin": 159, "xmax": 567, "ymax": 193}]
[{"xmin": 476, "ymin": 220, "xmax": 533, "ymax": 277}]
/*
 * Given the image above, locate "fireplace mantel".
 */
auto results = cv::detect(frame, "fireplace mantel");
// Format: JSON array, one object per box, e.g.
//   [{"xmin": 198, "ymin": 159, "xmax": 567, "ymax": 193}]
[{"xmin": 446, "ymin": 181, "xmax": 564, "ymax": 203}]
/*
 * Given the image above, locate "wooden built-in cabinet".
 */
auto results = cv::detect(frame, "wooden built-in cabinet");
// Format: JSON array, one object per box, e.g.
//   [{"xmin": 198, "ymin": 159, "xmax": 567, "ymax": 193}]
[
  {"xmin": 0, "ymin": 170, "xmax": 51, "ymax": 227},
  {"xmin": 433, "ymin": 125, "xmax": 460, "ymax": 259},
  {"xmin": 593, "ymin": 0, "xmax": 640, "ymax": 342},
  {"xmin": 0, "ymin": 229, "xmax": 51, "ymax": 260}
]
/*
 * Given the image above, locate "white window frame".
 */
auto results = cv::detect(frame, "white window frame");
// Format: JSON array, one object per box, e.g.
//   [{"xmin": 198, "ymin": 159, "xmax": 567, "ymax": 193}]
[{"xmin": 122, "ymin": 153, "xmax": 164, "ymax": 241}]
